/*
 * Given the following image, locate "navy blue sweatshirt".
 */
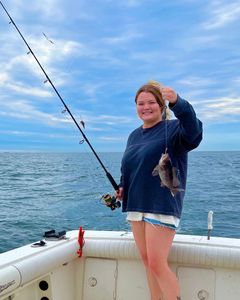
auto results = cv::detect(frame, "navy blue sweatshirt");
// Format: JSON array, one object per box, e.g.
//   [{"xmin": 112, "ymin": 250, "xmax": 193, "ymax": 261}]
[{"xmin": 120, "ymin": 96, "xmax": 203, "ymax": 218}]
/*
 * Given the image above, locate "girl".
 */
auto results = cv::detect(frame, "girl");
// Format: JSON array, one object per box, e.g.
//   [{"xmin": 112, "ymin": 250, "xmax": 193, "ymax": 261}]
[{"xmin": 115, "ymin": 81, "xmax": 202, "ymax": 300}]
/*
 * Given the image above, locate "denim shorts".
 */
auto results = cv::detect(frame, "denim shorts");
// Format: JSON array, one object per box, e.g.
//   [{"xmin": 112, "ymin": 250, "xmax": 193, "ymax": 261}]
[{"xmin": 127, "ymin": 212, "xmax": 180, "ymax": 230}]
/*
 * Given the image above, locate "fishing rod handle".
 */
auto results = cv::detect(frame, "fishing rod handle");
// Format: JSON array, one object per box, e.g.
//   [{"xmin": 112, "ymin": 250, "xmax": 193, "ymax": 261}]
[{"xmin": 106, "ymin": 172, "xmax": 119, "ymax": 191}]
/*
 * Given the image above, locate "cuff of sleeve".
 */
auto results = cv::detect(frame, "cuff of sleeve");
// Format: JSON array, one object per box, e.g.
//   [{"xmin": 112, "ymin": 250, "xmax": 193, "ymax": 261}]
[{"xmin": 169, "ymin": 95, "xmax": 187, "ymax": 115}]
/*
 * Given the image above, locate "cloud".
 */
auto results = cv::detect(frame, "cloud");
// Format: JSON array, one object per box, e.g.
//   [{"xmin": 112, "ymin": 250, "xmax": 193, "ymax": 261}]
[
  {"xmin": 99, "ymin": 136, "xmax": 128, "ymax": 142},
  {"xmin": 233, "ymin": 77, "xmax": 240, "ymax": 84},
  {"xmin": 193, "ymin": 96, "xmax": 240, "ymax": 123},
  {"xmin": 1, "ymin": 0, "xmax": 240, "ymax": 152},
  {"xmin": 0, "ymin": 98, "xmax": 70, "ymax": 126},
  {"xmin": 87, "ymin": 114, "xmax": 133, "ymax": 126},
  {"xmin": 0, "ymin": 129, "xmax": 78, "ymax": 140},
  {"xmin": 0, "ymin": 92, "xmax": 134, "ymax": 132},
  {"xmin": 0, "ymin": 29, "xmax": 91, "ymax": 97},
  {"xmin": 188, "ymin": 35, "xmax": 220, "ymax": 47},
  {"xmin": 177, "ymin": 76, "xmax": 216, "ymax": 88},
  {"xmin": 202, "ymin": 1, "xmax": 240, "ymax": 29},
  {"xmin": 0, "ymin": 72, "xmax": 9, "ymax": 82},
  {"xmin": 0, "ymin": 80, "xmax": 53, "ymax": 98},
  {"xmin": 3, "ymin": 0, "xmax": 65, "ymax": 20},
  {"xmin": 0, "ymin": 130, "xmax": 34, "ymax": 137},
  {"xmin": 79, "ymin": 82, "xmax": 106, "ymax": 100},
  {"xmin": 103, "ymin": 31, "xmax": 143, "ymax": 45},
  {"xmin": 29, "ymin": 0, "xmax": 64, "ymax": 19}
]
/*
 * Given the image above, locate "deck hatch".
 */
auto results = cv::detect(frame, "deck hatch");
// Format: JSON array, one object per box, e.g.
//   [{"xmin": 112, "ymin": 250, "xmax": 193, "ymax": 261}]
[
  {"xmin": 177, "ymin": 267, "xmax": 215, "ymax": 299},
  {"xmin": 83, "ymin": 258, "xmax": 117, "ymax": 300}
]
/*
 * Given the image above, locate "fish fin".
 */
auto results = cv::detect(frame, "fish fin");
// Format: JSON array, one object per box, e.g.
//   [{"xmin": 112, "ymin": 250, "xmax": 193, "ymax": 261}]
[
  {"xmin": 152, "ymin": 165, "xmax": 160, "ymax": 176},
  {"xmin": 171, "ymin": 188, "xmax": 185, "ymax": 197}
]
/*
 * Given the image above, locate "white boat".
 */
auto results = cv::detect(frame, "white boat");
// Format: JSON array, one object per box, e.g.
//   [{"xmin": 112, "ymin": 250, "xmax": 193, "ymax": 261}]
[{"xmin": 1, "ymin": 229, "xmax": 240, "ymax": 300}]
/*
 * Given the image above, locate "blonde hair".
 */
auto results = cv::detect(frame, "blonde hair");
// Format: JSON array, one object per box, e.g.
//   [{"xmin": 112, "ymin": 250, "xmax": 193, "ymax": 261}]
[{"xmin": 135, "ymin": 80, "xmax": 171, "ymax": 120}]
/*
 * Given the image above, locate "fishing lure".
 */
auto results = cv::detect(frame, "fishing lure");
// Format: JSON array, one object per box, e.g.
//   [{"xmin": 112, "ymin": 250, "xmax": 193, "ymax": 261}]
[{"xmin": 42, "ymin": 32, "xmax": 54, "ymax": 44}]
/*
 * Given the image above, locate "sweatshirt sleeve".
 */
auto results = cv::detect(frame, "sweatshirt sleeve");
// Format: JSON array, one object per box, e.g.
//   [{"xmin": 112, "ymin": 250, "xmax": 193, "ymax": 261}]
[{"xmin": 169, "ymin": 95, "xmax": 203, "ymax": 153}]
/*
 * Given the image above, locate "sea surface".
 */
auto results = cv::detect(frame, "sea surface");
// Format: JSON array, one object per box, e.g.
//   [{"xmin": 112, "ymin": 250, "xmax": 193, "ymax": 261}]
[{"xmin": 0, "ymin": 151, "xmax": 239, "ymax": 253}]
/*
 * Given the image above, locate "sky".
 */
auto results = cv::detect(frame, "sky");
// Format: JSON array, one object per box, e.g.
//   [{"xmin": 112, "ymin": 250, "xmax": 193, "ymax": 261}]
[{"xmin": 0, "ymin": 0, "xmax": 240, "ymax": 152}]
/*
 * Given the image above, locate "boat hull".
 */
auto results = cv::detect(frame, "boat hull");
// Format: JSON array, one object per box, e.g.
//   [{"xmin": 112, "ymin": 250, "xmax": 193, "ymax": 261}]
[{"xmin": 1, "ymin": 230, "xmax": 240, "ymax": 299}]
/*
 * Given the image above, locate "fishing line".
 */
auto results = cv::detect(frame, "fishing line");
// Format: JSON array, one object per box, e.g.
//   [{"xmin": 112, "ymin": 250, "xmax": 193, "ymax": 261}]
[
  {"xmin": 0, "ymin": 1, "xmax": 119, "ymax": 191},
  {"xmin": 162, "ymin": 105, "xmax": 168, "ymax": 153}
]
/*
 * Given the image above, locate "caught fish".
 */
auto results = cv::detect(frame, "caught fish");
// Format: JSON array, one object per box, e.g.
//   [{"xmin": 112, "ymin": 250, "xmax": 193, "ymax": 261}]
[{"xmin": 152, "ymin": 152, "xmax": 184, "ymax": 196}]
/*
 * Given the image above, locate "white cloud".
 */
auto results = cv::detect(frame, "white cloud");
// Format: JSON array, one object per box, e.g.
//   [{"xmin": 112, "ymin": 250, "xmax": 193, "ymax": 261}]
[
  {"xmin": 0, "ymin": 93, "xmax": 134, "ymax": 131},
  {"xmin": 89, "ymin": 114, "xmax": 133, "ymax": 125},
  {"xmin": 103, "ymin": 31, "xmax": 143, "ymax": 45},
  {"xmin": 0, "ymin": 72, "xmax": 10, "ymax": 82},
  {"xmin": 0, "ymin": 31, "xmax": 90, "ymax": 96},
  {"xmin": 1, "ymin": 81, "xmax": 53, "ymax": 98},
  {"xmin": 30, "ymin": 0, "xmax": 64, "ymax": 19},
  {"xmin": 1, "ymin": 0, "xmax": 240, "ymax": 151},
  {"xmin": 193, "ymin": 96, "xmax": 240, "ymax": 123},
  {"xmin": 0, "ymin": 129, "xmax": 79, "ymax": 140},
  {"xmin": 206, "ymin": 97, "xmax": 240, "ymax": 112},
  {"xmin": 4, "ymin": 0, "xmax": 65, "ymax": 20},
  {"xmin": 0, "ymin": 98, "xmax": 69, "ymax": 126},
  {"xmin": 189, "ymin": 35, "xmax": 220, "ymax": 46},
  {"xmin": 177, "ymin": 76, "xmax": 216, "ymax": 88},
  {"xmin": 79, "ymin": 82, "xmax": 106, "ymax": 100},
  {"xmin": 99, "ymin": 136, "xmax": 127, "ymax": 142},
  {"xmin": 233, "ymin": 77, "xmax": 240, "ymax": 84},
  {"xmin": 202, "ymin": 1, "xmax": 240, "ymax": 29},
  {"xmin": 0, "ymin": 130, "xmax": 34, "ymax": 136}
]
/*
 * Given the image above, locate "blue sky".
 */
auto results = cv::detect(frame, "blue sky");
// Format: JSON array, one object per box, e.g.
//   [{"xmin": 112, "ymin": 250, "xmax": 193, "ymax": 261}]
[{"xmin": 0, "ymin": 0, "xmax": 239, "ymax": 152}]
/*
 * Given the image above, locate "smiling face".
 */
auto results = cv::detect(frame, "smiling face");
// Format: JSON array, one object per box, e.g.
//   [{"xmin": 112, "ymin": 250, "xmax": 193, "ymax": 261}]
[{"xmin": 136, "ymin": 91, "xmax": 163, "ymax": 128}]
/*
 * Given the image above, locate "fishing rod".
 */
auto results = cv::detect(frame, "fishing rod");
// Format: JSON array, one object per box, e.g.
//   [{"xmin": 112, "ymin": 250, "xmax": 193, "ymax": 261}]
[{"xmin": 0, "ymin": 1, "xmax": 120, "ymax": 196}]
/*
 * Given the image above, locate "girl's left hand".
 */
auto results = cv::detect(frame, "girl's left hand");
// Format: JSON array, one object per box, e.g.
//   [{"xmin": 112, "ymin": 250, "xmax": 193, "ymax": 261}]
[
  {"xmin": 114, "ymin": 187, "xmax": 123, "ymax": 200},
  {"xmin": 160, "ymin": 87, "xmax": 178, "ymax": 104}
]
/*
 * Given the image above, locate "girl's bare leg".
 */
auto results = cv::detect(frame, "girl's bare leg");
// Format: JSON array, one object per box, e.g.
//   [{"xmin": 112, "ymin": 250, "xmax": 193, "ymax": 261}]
[
  {"xmin": 131, "ymin": 221, "xmax": 163, "ymax": 300},
  {"xmin": 145, "ymin": 223, "xmax": 181, "ymax": 300}
]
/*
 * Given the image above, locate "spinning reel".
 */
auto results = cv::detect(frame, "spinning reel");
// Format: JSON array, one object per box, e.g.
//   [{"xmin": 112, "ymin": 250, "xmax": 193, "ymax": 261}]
[{"xmin": 101, "ymin": 194, "xmax": 121, "ymax": 210}]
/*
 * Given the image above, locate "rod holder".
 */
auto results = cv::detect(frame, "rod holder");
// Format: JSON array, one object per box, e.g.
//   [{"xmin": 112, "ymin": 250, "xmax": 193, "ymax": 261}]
[{"xmin": 207, "ymin": 211, "xmax": 213, "ymax": 240}]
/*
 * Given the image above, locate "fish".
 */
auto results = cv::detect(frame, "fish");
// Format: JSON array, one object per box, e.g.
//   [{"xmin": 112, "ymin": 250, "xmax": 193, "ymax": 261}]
[{"xmin": 152, "ymin": 152, "xmax": 184, "ymax": 197}]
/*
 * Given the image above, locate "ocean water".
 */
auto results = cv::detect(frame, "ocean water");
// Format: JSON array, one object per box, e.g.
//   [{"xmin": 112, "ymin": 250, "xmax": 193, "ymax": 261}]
[{"xmin": 0, "ymin": 151, "xmax": 239, "ymax": 253}]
